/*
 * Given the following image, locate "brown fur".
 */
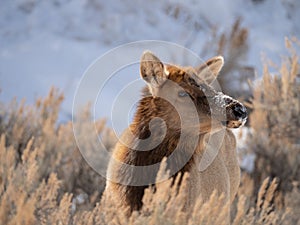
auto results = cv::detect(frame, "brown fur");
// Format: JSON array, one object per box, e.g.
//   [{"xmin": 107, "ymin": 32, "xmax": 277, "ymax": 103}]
[{"xmin": 105, "ymin": 52, "xmax": 247, "ymax": 215}]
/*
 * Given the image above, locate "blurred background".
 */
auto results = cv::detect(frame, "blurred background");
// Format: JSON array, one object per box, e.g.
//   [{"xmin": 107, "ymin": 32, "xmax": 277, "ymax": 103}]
[{"xmin": 1, "ymin": 0, "xmax": 299, "ymax": 121}]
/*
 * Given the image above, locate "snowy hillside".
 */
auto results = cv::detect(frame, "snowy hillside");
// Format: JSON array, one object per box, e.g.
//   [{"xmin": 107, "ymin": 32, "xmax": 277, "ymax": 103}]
[{"xmin": 0, "ymin": 0, "xmax": 299, "ymax": 125}]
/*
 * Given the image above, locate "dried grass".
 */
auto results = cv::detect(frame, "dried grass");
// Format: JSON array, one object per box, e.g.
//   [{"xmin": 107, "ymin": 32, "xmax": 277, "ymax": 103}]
[
  {"xmin": 201, "ymin": 18, "xmax": 255, "ymax": 100},
  {"xmin": 247, "ymin": 37, "xmax": 300, "ymax": 224},
  {"xmin": 0, "ymin": 39, "xmax": 299, "ymax": 224}
]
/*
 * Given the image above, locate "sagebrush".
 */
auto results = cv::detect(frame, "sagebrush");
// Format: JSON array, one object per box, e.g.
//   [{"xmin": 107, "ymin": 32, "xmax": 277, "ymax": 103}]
[{"xmin": 0, "ymin": 38, "xmax": 299, "ymax": 224}]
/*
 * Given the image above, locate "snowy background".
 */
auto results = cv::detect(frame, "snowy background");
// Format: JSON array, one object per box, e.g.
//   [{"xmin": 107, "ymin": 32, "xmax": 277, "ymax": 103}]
[{"xmin": 1, "ymin": 0, "xmax": 299, "ymax": 126}]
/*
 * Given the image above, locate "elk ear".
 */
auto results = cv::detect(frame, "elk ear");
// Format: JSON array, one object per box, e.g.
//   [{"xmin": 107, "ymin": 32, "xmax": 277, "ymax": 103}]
[
  {"xmin": 140, "ymin": 51, "xmax": 168, "ymax": 96},
  {"xmin": 195, "ymin": 56, "xmax": 224, "ymax": 84}
]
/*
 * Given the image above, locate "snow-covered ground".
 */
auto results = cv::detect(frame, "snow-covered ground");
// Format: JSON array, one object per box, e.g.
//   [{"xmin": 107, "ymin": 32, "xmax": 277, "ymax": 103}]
[{"xmin": 1, "ymin": 0, "xmax": 299, "ymax": 126}]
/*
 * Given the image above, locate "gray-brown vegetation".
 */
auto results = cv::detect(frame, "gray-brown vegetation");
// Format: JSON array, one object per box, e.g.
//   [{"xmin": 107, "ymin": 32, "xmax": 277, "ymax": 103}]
[{"xmin": 0, "ymin": 38, "xmax": 299, "ymax": 224}]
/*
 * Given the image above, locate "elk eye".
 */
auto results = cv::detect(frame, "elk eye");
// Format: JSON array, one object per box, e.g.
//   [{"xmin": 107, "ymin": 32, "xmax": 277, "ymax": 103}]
[{"xmin": 178, "ymin": 91, "xmax": 189, "ymax": 97}]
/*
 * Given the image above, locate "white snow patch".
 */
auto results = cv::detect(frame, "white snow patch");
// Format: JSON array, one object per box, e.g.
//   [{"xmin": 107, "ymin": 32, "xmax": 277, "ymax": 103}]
[
  {"xmin": 71, "ymin": 192, "xmax": 89, "ymax": 213},
  {"xmin": 232, "ymin": 126, "xmax": 256, "ymax": 173}
]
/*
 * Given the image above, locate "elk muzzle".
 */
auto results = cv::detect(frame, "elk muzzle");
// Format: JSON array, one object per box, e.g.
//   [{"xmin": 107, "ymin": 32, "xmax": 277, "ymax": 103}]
[{"xmin": 225, "ymin": 100, "xmax": 248, "ymax": 128}]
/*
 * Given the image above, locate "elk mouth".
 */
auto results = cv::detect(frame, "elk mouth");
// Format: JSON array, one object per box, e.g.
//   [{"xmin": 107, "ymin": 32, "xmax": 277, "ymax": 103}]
[
  {"xmin": 221, "ymin": 102, "xmax": 248, "ymax": 128},
  {"xmin": 221, "ymin": 118, "xmax": 247, "ymax": 129}
]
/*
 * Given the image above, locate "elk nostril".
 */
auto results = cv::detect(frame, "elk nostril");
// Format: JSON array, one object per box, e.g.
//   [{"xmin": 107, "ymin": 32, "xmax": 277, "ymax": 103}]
[
  {"xmin": 233, "ymin": 104, "xmax": 247, "ymax": 119},
  {"xmin": 224, "ymin": 98, "xmax": 233, "ymax": 104}
]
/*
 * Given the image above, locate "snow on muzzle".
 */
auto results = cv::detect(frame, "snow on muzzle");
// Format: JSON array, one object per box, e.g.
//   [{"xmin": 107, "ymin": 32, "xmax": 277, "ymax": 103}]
[{"xmin": 210, "ymin": 92, "xmax": 248, "ymax": 128}]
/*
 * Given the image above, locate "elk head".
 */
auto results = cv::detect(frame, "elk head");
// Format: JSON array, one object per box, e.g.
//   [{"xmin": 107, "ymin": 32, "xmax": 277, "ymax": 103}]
[{"xmin": 139, "ymin": 51, "xmax": 247, "ymax": 134}]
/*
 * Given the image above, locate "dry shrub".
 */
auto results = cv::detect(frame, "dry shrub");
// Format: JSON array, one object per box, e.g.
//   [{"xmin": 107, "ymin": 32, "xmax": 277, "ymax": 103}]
[
  {"xmin": 249, "ymin": 37, "xmax": 300, "ymax": 188},
  {"xmin": 0, "ymin": 92, "xmax": 293, "ymax": 224},
  {"xmin": 70, "ymin": 164, "xmax": 293, "ymax": 225},
  {"xmin": 247, "ymin": 37, "xmax": 300, "ymax": 223},
  {"xmin": 217, "ymin": 19, "xmax": 255, "ymax": 99},
  {"xmin": 217, "ymin": 19, "xmax": 254, "ymax": 100},
  {"xmin": 201, "ymin": 18, "xmax": 255, "ymax": 100},
  {"xmin": 0, "ymin": 88, "xmax": 116, "ymax": 224},
  {"xmin": 0, "ymin": 39, "xmax": 299, "ymax": 224}
]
